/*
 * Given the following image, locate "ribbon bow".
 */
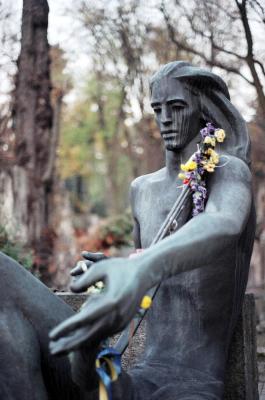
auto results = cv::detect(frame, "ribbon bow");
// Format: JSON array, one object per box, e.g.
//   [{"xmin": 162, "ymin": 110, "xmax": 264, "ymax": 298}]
[{"xmin": 95, "ymin": 347, "xmax": 121, "ymax": 400}]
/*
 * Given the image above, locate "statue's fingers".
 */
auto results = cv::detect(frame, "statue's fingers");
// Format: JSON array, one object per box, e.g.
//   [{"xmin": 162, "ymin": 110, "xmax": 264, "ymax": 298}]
[
  {"xmin": 81, "ymin": 251, "xmax": 107, "ymax": 262},
  {"xmin": 49, "ymin": 296, "xmax": 112, "ymax": 341},
  {"xmin": 70, "ymin": 267, "xmax": 106, "ymax": 293},
  {"xmin": 49, "ymin": 326, "xmax": 95, "ymax": 356},
  {"xmin": 49, "ymin": 316, "xmax": 109, "ymax": 356},
  {"xmin": 70, "ymin": 264, "xmax": 83, "ymax": 276},
  {"xmin": 70, "ymin": 260, "xmax": 93, "ymax": 276}
]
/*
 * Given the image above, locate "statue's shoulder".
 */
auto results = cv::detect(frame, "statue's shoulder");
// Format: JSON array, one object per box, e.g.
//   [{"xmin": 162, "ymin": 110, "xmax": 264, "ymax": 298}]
[
  {"xmin": 208, "ymin": 154, "xmax": 252, "ymax": 191},
  {"xmin": 218, "ymin": 154, "xmax": 251, "ymax": 179},
  {"xmin": 130, "ymin": 167, "xmax": 166, "ymax": 195}
]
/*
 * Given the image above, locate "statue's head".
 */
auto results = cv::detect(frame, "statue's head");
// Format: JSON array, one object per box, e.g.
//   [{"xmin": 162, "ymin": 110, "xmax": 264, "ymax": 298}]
[{"xmin": 150, "ymin": 61, "xmax": 250, "ymax": 164}]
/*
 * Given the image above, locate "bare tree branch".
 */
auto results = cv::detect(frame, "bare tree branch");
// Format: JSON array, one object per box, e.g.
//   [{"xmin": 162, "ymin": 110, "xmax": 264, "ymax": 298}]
[
  {"xmin": 160, "ymin": 2, "xmax": 255, "ymax": 85},
  {"xmin": 249, "ymin": 0, "xmax": 265, "ymax": 23},
  {"xmin": 184, "ymin": 10, "xmax": 246, "ymax": 61},
  {"xmin": 235, "ymin": 0, "xmax": 265, "ymax": 115},
  {"xmin": 254, "ymin": 58, "xmax": 265, "ymax": 77}
]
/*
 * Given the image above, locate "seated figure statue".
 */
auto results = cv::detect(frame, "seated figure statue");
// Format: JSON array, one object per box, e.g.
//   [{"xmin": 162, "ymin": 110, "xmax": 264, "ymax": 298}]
[{"xmin": 0, "ymin": 61, "xmax": 255, "ymax": 400}]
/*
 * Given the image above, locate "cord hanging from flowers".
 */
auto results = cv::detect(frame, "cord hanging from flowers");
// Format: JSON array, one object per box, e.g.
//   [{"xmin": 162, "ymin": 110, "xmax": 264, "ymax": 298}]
[{"xmin": 178, "ymin": 122, "xmax": 226, "ymax": 216}]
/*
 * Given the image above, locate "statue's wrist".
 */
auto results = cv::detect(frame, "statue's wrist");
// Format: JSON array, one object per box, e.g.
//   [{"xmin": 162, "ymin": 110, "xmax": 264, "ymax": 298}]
[{"xmin": 130, "ymin": 253, "xmax": 158, "ymax": 292}]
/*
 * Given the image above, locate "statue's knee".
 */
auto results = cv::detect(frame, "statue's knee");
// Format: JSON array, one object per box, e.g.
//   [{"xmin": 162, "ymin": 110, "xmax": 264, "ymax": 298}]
[
  {"xmin": 0, "ymin": 251, "xmax": 27, "ymax": 287},
  {"xmin": 0, "ymin": 251, "xmax": 9, "ymax": 269},
  {"xmin": 0, "ymin": 251, "xmax": 20, "ymax": 272}
]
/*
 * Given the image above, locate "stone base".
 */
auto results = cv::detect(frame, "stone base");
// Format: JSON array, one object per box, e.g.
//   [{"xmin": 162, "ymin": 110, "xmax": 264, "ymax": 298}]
[
  {"xmin": 57, "ymin": 292, "xmax": 259, "ymax": 399},
  {"xmin": 223, "ymin": 294, "xmax": 258, "ymax": 399}
]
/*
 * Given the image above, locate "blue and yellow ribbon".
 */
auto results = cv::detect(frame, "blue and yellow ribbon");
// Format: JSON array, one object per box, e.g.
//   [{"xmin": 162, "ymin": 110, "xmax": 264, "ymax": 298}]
[
  {"xmin": 95, "ymin": 296, "xmax": 152, "ymax": 400},
  {"xmin": 95, "ymin": 348, "xmax": 121, "ymax": 400}
]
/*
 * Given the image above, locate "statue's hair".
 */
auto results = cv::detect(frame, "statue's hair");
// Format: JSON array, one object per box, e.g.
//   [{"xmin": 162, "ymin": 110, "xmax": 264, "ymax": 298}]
[{"xmin": 150, "ymin": 61, "xmax": 251, "ymax": 165}]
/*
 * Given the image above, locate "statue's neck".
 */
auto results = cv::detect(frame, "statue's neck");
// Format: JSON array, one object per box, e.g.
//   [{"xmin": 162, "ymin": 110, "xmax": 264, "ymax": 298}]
[{"xmin": 165, "ymin": 132, "xmax": 201, "ymax": 179}]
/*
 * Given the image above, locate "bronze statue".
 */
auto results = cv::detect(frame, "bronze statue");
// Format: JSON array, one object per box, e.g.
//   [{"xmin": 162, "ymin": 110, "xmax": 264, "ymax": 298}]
[{"xmin": 0, "ymin": 61, "xmax": 255, "ymax": 400}]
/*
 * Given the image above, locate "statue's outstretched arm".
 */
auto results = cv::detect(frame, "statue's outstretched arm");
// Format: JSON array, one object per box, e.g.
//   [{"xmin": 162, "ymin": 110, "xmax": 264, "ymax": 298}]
[{"xmin": 49, "ymin": 156, "xmax": 252, "ymax": 355}]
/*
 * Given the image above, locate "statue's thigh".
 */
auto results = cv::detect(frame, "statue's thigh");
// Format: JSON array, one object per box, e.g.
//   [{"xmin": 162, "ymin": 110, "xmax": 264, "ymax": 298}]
[
  {"xmin": 0, "ymin": 308, "xmax": 48, "ymax": 400},
  {"xmin": 0, "ymin": 253, "xmax": 81, "ymax": 398},
  {"xmin": 0, "ymin": 252, "xmax": 74, "ymax": 340}
]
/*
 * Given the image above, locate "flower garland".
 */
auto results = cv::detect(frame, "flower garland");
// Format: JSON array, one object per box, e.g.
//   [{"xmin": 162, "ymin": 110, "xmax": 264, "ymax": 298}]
[{"xmin": 178, "ymin": 122, "xmax": 226, "ymax": 216}]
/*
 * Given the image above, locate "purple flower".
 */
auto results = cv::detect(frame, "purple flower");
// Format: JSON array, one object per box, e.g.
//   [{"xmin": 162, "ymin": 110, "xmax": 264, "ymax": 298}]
[
  {"xmin": 200, "ymin": 127, "xmax": 208, "ymax": 138},
  {"xmin": 206, "ymin": 122, "xmax": 215, "ymax": 134},
  {"xmin": 194, "ymin": 151, "xmax": 202, "ymax": 163},
  {"xmin": 197, "ymin": 186, "xmax": 207, "ymax": 198},
  {"xmin": 190, "ymin": 183, "xmax": 198, "ymax": 191},
  {"xmin": 178, "ymin": 122, "xmax": 221, "ymax": 217},
  {"xmin": 188, "ymin": 171, "xmax": 197, "ymax": 180}
]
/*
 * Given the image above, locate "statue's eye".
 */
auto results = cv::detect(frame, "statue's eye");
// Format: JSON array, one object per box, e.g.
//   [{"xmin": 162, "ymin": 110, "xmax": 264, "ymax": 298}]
[
  {"xmin": 153, "ymin": 106, "xmax": 161, "ymax": 113},
  {"xmin": 171, "ymin": 102, "xmax": 185, "ymax": 109}
]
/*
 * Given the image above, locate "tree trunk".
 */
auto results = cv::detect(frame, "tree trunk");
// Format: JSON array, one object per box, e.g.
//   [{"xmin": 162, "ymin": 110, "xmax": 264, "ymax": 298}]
[
  {"xmin": 12, "ymin": 0, "xmax": 55, "ymax": 281},
  {"xmin": 235, "ymin": 0, "xmax": 265, "ymax": 118}
]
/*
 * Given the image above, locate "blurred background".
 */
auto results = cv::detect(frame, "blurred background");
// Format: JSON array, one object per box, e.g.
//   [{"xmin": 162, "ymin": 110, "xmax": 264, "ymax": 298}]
[{"xmin": 0, "ymin": 0, "xmax": 264, "ymax": 298}]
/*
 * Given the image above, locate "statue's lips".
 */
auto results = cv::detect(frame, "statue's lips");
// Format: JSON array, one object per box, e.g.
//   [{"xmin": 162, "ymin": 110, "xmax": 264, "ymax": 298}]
[{"xmin": 161, "ymin": 131, "xmax": 179, "ymax": 138}]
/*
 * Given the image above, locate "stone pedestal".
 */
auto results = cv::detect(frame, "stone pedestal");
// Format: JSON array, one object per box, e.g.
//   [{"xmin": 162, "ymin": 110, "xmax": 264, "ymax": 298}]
[
  {"xmin": 223, "ymin": 294, "xmax": 258, "ymax": 399},
  {"xmin": 57, "ymin": 292, "xmax": 258, "ymax": 399}
]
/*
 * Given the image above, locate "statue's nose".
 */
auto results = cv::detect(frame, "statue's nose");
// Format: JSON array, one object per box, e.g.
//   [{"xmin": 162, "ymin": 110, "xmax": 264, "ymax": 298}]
[{"xmin": 161, "ymin": 104, "xmax": 172, "ymax": 125}]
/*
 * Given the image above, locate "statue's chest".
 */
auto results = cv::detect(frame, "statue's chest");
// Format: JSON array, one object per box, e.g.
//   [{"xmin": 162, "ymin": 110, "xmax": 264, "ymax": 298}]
[{"xmin": 135, "ymin": 182, "xmax": 192, "ymax": 248}]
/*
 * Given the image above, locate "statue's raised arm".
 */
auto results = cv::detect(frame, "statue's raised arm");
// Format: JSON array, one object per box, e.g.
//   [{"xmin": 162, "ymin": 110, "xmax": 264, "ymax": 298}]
[{"xmin": 50, "ymin": 61, "xmax": 255, "ymax": 400}]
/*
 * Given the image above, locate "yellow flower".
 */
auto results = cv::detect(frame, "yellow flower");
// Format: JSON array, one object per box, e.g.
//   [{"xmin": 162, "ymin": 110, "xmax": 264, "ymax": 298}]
[
  {"xmin": 208, "ymin": 149, "xmax": 219, "ymax": 164},
  {"xmin": 140, "ymin": 295, "xmax": 152, "ymax": 309},
  {"xmin": 210, "ymin": 155, "xmax": 219, "ymax": 165},
  {"xmin": 178, "ymin": 173, "xmax": 186, "ymax": 180},
  {"xmin": 215, "ymin": 129, "xmax": 226, "ymax": 143},
  {"xmin": 206, "ymin": 148, "xmax": 212, "ymax": 156},
  {"xmin": 203, "ymin": 136, "xmax": 216, "ymax": 147},
  {"xmin": 203, "ymin": 162, "xmax": 216, "ymax": 172},
  {"xmin": 180, "ymin": 160, "xmax": 197, "ymax": 172}
]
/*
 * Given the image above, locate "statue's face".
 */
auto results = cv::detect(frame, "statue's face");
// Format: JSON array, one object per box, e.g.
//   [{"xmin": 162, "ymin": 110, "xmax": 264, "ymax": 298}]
[{"xmin": 150, "ymin": 77, "xmax": 201, "ymax": 151}]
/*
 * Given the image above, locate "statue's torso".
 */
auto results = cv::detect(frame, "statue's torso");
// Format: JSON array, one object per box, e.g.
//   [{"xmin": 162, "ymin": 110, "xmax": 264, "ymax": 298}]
[{"xmin": 132, "ymin": 167, "xmax": 255, "ymax": 382}]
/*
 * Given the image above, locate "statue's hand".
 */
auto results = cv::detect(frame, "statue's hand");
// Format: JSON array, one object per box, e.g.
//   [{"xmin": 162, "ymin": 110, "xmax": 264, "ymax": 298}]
[
  {"xmin": 70, "ymin": 251, "xmax": 108, "ymax": 277},
  {"xmin": 49, "ymin": 257, "xmax": 146, "ymax": 356}
]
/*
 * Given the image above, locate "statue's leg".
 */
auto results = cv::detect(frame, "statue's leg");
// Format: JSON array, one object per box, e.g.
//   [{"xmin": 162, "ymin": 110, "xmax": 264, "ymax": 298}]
[
  {"xmin": 0, "ymin": 307, "xmax": 48, "ymax": 400},
  {"xmin": 0, "ymin": 252, "xmax": 81, "ymax": 399}
]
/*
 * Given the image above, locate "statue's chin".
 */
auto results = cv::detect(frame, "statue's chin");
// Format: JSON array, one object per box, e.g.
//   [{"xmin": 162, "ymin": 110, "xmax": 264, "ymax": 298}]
[{"xmin": 165, "ymin": 143, "xmax": 183, "ymax": 151}]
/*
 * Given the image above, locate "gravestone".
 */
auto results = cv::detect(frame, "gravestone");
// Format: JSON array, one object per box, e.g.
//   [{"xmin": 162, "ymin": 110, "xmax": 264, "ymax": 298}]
[{"xmin": 57, "ymin": 292, "xmax": 259, "ymax": 400}]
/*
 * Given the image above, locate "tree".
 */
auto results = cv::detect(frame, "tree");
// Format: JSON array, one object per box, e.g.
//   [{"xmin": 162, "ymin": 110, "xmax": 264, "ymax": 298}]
[
  {"xmin": 64, "ymin": 0, "xmax": 167, "ymax": 214},
  {"xmin": 10, "ymin": 0, "xmax": 55, "ymax": 281},
  {"xmin": 160, "ymin": 0, "xmax": 265, "ymax": 117},
  {"xmin": 60, "ymin": 74, "xmax": 133, "ymax": 216}
]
